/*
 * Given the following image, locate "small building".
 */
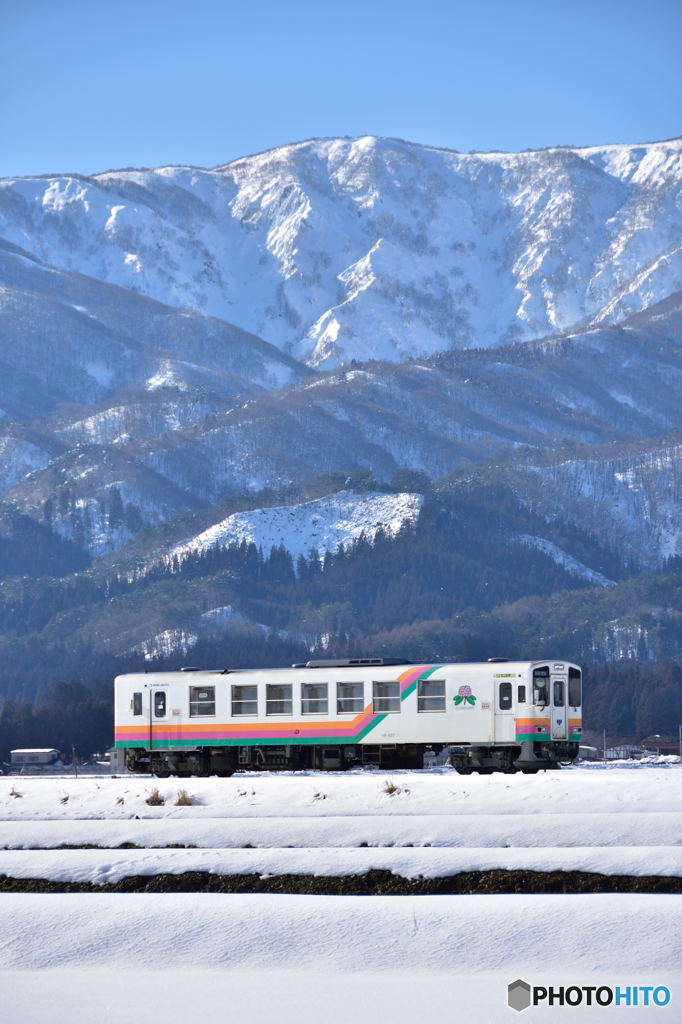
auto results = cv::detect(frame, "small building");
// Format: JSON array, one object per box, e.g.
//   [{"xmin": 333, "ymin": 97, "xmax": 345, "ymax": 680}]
[
  {"xmin": 10, "ymin": 748, "xmax": 60, "ymax": 767},
  {"xmin": 105, "ymin": 746, "xmax": 128, "ymax": 772},
  {"xmin": 604, "ymin": 744, "xmax": 645, "ymax": 760}
]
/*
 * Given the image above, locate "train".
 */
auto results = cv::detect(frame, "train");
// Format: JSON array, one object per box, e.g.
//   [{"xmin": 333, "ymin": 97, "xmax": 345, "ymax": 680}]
[{"xmin": 114, "ymin": 657, "xmax": 582, "ymax": 775}]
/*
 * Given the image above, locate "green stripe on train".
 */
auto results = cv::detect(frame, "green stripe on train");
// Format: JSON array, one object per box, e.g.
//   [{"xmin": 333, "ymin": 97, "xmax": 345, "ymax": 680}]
[
  {"xmin": 115, "ymin": 734, "xmax": 385, "ymax": 750},
  {"xmin": 115, "ymin": 714, "xmax": 390, "ymax": 750},
  {"xmin": 400, "ymin": 665, "xmax": 443, "ymax": 700}
]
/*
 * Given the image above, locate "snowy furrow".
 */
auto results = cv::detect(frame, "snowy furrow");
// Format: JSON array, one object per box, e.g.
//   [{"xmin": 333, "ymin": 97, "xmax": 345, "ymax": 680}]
[
  {"xmin": 1, "ymin": 811, "xmax": 681, "ymax": 852},
  {"xmin": 1, "ymin": 893, "xmax": 679, "ymax": 973},
  {"xmin": 2, "ymin": 767, "xmax": 680, "ymax": 822},
  {"xmin": 1, "ymin": 845, "xmax": 681, "ymax": 884},
  {"xmin": 5, "ymin": 968, "xmax": 679, "ymax": 1024}
]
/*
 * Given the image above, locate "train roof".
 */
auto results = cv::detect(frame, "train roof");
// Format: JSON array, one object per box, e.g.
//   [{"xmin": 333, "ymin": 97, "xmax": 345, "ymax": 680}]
[{"xmin": 115, "ymin": 658, "xmax": 579, "ymax": 681}]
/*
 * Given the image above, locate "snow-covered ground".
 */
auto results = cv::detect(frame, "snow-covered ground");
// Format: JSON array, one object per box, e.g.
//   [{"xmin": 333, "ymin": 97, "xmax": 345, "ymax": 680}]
[{"xmin": 1, "ymin": 764, "xmax": 680, "ymax": 1022}]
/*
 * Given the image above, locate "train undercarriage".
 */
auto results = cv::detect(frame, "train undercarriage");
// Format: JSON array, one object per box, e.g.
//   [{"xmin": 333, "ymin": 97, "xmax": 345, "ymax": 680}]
[
  {"xmin": 125, "ymin": 742, "xmax": 429, "ymax": 776},
  {"xmin": 124, "ymin": 738, "xmax": 578, "ymax": 776},
  {"xmin": 448, "ymin": 740, "xmax": 579, "ymax": 774}
]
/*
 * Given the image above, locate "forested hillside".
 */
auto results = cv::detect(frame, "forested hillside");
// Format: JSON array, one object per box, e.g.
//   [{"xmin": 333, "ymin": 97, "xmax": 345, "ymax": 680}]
[{"xmin": 1, "ymin": 477, "xmax": 680, "ymax": 759}]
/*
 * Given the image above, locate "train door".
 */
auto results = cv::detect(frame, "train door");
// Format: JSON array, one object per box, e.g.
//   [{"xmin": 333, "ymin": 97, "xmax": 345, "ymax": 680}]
[
  {"xmin": 550, "ymin": 670, "xmax": 567, "ymax": 739},
  {"xmin": 148, "ymin": 684, "xmax": 169, "ymax": 750},
  {"xmin": 494, "ymin": 680, "xmax": 515, "ymax": 742}
]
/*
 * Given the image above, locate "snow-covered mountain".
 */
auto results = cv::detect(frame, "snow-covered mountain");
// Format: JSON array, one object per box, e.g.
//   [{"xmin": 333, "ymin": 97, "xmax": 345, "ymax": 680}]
[
  {"xmin": 0, "ymin": 236, "xmax": 308, "ymax": 421},
  {"xmin": 0, "ymin": 136, "xmax": 680, "ymax": 680},
  {"xmin": 166, "ymin": 490, "xmax": 424, "ymax": 567},
  {"xmin": 508, "ymin": 441, "xmax": 682, "ymax": 570},
  {"xmin": 2, "ymin": 136, "xmax": 681, "ymax": 371},
  {"xmin": 2, "ymin": 289, "xmax": 681, "ymax": 560}
]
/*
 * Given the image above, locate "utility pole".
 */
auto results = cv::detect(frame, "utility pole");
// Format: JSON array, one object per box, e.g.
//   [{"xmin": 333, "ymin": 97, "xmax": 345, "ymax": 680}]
[
  {"xmin": 603, "ymin": 728, "xmax": 607, "ymax": 761},
  {"xmin": 72, "ymin": 744, "xmax": 78, "ymax": 778}
]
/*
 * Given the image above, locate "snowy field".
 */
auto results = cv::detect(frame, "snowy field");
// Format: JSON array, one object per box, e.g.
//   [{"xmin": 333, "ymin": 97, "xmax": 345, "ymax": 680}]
[{"xmin": 1, "ymin": 762, "xmax": 680, "ymax": 1022}]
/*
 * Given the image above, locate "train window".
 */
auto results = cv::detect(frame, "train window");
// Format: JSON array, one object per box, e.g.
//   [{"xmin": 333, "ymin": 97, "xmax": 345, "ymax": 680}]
[
  {"xmin": 498, "ymin": 682, "xmax": 512, "ymax": 710},
  {"xmin": 337, "ymin": 681, "xmax": 364, "ymax": 714},
  {"xmin": 569, "ymin": 667, "xmax": 581, "ymax": 707},
  {"xmin": 533, "ymin": 667, "xmax": 549, "ymax": 706},
  {"xmin": 154, "ymin": 691, "xmax": 166, "ymax": 718},
  {"xmin": 373, "ymin": 680, "xmax": 400, "ymax": 714},
  {"xmin": 132, "ymin": 692, "xmax": 143, "ymax": 716},
  {"xmin": 189, "ymin": 685, "xmax": 216, "ymax": 717},
  {"xmin": 517, "ymin": 685, "xmax": 526, "ymax": 703},
  {"xmin": 417, "ymin": 679, "xmax": 445, "ymax": 712},
  {"xmin": 231, "ymin": 685, "xmax": 257, "ymax": 716},
  {"xmin": 266, "ymin": 684, "xmax": 293, "ymax": 715},
  {"xmin": 553, "ymin": 680, "xmax": 564, "ymax": 707},
  {"xmin": 301, "ymin": 683, "xmax": 328, "ymax": 714}
]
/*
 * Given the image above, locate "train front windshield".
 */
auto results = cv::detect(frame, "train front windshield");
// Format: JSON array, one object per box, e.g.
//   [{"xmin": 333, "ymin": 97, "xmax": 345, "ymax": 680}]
[
  {"xmin": 568, "ymin": 666, "xmax": 581, "ymax": 708},
  {"xmin": 532, "ymin": 667, "xmax": 549, "ymax": 706}
]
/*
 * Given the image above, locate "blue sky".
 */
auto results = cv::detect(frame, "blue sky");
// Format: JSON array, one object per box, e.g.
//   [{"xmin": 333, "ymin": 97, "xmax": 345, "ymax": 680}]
[{"xmin": 2, "ymin": 0, "xmax": 680, "ymax": 177}]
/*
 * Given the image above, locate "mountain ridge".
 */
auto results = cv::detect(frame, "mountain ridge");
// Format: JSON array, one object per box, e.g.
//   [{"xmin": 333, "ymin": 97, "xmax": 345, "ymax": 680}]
[{"xmin": 3, "ymin": 134, "xmax": 681, "ymax": 370}]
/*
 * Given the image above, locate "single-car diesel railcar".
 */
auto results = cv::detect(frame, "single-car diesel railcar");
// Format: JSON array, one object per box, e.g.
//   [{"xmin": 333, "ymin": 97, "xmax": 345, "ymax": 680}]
[{"xmin": 114, "ymin": 657, "xmax": 582, "ymax": 775}]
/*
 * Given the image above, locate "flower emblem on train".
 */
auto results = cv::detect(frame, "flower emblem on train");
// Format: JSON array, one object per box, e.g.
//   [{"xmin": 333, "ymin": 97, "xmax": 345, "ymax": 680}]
[{"xmin": 454, "ymin": 685, "xmax": 476, "ymax": 707}]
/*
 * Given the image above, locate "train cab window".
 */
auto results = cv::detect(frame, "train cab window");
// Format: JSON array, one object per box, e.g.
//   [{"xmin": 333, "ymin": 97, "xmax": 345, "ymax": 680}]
[
  {"xmin": 553, "ymin": 680, "xmax": 564, "ymax": 707},
  {"xmin": 189, "ymin": 685, "xmax": 216, "ymax": 717},
  {"xmin": 266, "ymin": 684, "xmax": 292, "ymax": 715},
  {"xmin": 569, "ymin": 667, "xmax": 582, "ymax": 708},
  {"xmin": 517, "ymin": 685, "xmax": 526, "ymax": 704},
  {"xmin": 373, "ymin": 680, "xmax": 400, "ymax": 713},
  {"xmin": 337, "ymin": 682, "xmax": 364, "ymax": 714},
  {"xmin": 417, "ymin": 679, "xmax": 445, "ymax": 712},
  {"xmin": 498, "ymin": 682, "xmax": 512, "ymax": 710},
  {"xmin": 533, "ymin": 667, "xmax": 549, "ymax": 706},
  {"xmin": 132, "ymin": 692, "xmax": 143, "ymax": 716},
  {"xmin": 301, "ymin": 683, "xmax": 328, "ymax": 714},
  {"xmin": 232, "ymin": 685, "xmax": 257, "ymax": 716},
  {"xmin": 154, "ymin": 691, "xmax": 166, "ymax": 718}
]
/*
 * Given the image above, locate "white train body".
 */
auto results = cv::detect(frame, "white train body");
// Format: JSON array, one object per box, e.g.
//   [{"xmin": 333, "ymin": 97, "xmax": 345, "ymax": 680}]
[{"xmin": 114, "ymin": 658, "xmax": 582, "ymax": 775}]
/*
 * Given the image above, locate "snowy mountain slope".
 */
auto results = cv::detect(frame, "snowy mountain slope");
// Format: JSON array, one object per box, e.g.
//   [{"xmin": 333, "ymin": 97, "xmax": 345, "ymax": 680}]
[
  {"xmin": 515, "ymin": 535, "xmax": 617, "ymax": 587},
  {"xmin": 509, "ymin": 441, "xmax": 682, "ymax": 569},
  {"xmin": 2, "ymin": 293, "xmax": 681, "ymax": 559},
  {"xmin": 3, "ymin": 442, "xmax": 210, "ymax": 557},
  {"xmin": 1, "ymin": 136, "xmax": 680, "ymax": 563},
  {"xmin": 167, "ymin": 490, "xmax": 424, "ymax": 566},
  {"xmin": 1, "ymin": 137, "xmax": 681, "ymax": 370},
  {"xmin": 0, "ymin": 237, "xmax": 308, "ymax": 419},
  {"xmin": 0, "ymin": 429, "xmax": 64, "ymax": 493}
]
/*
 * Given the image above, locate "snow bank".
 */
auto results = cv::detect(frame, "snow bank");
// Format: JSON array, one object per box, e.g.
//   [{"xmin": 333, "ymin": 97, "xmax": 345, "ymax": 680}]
[
  {"xmin": 1, "ymin": 844, "xmax": 680, "ymax": 884},
  {"xmin": 2, "ymin": 810, "xmax": 680, "ymax": 852},
  {"xmin": 4, "ymin": 968, "xmax": 678, "ymax": 1024},
  {"xmin": 2, "ymin": 765, "xmax": 679, "ymax": 823},
  {"xmin": 1, "ymin": 893, "xmax": 679, "ymax": 973}
]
